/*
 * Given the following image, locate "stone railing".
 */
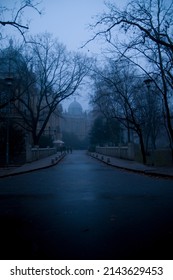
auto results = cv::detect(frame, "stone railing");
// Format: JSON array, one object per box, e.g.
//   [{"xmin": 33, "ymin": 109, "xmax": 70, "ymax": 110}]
[
  {"xmin": 95, "ymin": 144, "xmax": 173, "ymax": 166},
  {"xmin": 96, "ymin": 143, "xmax": 135, "ymax": 161}
]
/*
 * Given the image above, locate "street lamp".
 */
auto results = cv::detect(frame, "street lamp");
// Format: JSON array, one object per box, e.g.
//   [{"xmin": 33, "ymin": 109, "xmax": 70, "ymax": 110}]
[
  {"xmin": 144, "ymin": 78, "xmax": 155, "ymax": 165},
  {"xmin": 4, "ymin": 76, "xmax": 14, "ymax": 167}
]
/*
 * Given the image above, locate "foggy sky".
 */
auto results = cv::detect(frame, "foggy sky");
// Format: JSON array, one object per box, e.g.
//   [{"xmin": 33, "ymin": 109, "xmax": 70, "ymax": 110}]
[
  {"xmin": 29, "ymin": 0, "xmax": 106, "ymax": 53},
  {"xmin": 1, "ymin": 0, "xmax": 127, "ymax": 110},
  {"xmin": 27, "ymin": 0, "xmax": 109, "ymax": 110}
]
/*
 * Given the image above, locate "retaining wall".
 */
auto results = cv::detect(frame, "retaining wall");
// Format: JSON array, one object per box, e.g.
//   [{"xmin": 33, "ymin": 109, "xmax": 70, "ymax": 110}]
[
  {"xmin": 26, "ymin": 147, "xmax": 56, "ymax": 162},
  {"xmin": 96, "ymin": 143, "xmax": 135, "ymax": 161},
  {"xmin": 96, "ymin": 145, "xmax": 172, "ymax": 166}
]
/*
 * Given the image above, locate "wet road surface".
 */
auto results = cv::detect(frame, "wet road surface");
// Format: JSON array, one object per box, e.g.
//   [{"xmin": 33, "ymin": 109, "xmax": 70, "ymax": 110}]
[{"xmin": 0, "ymin": 150, "xmax": 173, "ymax": 259}]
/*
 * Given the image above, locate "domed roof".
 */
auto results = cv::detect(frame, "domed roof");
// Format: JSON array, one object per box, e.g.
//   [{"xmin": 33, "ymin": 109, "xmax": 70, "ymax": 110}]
[
  {"xmin": 0, "ymin": 39, "xmax": 26, "ymax": 78},
  {"xmin": 68, "ymin": 99, "xmax": 83, "ymax": 115}
]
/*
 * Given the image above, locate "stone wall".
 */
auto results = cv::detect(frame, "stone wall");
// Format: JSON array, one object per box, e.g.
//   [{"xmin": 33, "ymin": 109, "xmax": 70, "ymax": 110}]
[
  {"xmin": 96, "ymin": 144, "xmax": 172, "ymax": 166},
  {"xmin": 26, "ymin": 147, "xmax": 56, "ymax": 162},
  {"xmin": 96, "ymin": 143, "xmax": 135, "ymax": 161}
]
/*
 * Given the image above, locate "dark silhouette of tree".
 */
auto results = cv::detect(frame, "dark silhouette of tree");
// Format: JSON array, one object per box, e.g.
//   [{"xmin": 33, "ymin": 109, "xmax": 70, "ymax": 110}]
[
  {"xmin": 90, "ymin": 58, "xmax": 163, "ymax": 164},
  {"xmin": 13, "ymin": 33, "xmax": 91, "ymax": 145},
  {"xmin": 89, "ymin": 115, "xmax": 120, "ymax": 147},
  {"xmin": 86, "ymin": 0, "xmax": 173, "ymax": 160}
]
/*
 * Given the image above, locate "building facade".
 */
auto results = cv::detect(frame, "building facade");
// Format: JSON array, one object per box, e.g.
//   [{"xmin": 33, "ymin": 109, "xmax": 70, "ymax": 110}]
[{"xmin": 61, "ymin": 99, "xmax": 91, "ymax": 148}]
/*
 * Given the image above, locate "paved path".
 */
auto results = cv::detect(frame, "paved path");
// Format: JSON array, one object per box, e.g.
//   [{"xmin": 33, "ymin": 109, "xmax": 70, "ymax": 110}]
[
  {"xmin": 0, "ymin": 150, "xmax": 173, "ymax": 260},
  {"xmin": 0, "ymin": 150, "xmax": 173, "ymax": 179}
]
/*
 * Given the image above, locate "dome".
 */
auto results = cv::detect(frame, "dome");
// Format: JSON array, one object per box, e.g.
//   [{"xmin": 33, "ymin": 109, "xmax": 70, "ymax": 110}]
[
  {"xmin": 68, "ymin": 99, "xmax": 83, "ymax": 115},
  {"xmin": 0, "ymin": 40, "xmax": 26, "ymax": 78}
]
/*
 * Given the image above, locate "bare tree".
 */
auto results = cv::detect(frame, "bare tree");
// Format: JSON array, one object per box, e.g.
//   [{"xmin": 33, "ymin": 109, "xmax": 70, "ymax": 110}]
[
  {"xmin": 14, "ymin": 33, "xmax": 91, "ymax": 145},
  {"xmin": 91, "ymin": 58, "xmax": 162, "ymax": 164},
  {"xmin": 87, "ymin": 0, "xmax": 173, "ymax": 155},
  {"xmin": 0, "ymin": 0, "xmax": 41, "ymax": 39}
]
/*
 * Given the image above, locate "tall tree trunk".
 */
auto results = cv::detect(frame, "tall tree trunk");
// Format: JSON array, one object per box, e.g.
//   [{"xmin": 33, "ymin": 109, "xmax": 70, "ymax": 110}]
[
  {"xmin": 32, "ymin": 131, "xmax": 40, "ymax": 146},
  {"xmin": 138, "ymin": 130, "xmax": 147, "ymax": 165}
]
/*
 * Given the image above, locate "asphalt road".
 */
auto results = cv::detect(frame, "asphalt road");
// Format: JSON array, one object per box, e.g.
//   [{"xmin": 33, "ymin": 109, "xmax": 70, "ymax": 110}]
[{"xmin": 0, "ymin": 150, "xmax": 173, "ymax": 260}]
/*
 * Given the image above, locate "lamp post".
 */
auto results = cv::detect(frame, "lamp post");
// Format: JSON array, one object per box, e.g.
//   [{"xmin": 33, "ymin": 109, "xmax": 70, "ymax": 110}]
[
  {"xmin": 4, "ymin": 76, "xmax": 13, "ymax": 167},
  {"xmin": 144, "ymin": 78, "xmax": 155, "ymax": 166}
]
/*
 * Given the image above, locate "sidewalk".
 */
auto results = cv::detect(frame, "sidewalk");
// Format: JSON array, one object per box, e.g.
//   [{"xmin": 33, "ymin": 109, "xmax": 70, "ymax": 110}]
[
  {"xmin": 0, "ymin": 152, "xmax": 66, "ymax": 178},
  {"xmin": 0, "ymin": 151, "xmax": 173, "ymax": 179},
  {"xmin": 89, "ymin": 152, "xmax": 173, "ymax": 179}
]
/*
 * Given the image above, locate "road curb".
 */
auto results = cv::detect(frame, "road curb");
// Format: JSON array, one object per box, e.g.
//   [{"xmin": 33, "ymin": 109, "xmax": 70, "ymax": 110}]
[
  {"xmin": 88, "ymin": 152, "xmax": 173, "ymax": 180},
  {"xmin": 0, "ymin": 153, "xmax": 66, "ymax": 179}
]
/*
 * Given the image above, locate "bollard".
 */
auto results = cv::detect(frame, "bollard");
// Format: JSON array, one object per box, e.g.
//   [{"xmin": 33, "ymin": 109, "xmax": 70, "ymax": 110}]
[{"xmin": 51, "ymin": 158, "xmax": 55, "ymax": 164}]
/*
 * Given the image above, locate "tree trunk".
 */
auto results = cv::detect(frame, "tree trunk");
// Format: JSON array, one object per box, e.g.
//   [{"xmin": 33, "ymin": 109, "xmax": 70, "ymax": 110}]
[
  {"xmin": 32, "ymin": 132, "xmax": 40, "ymax": 147},
  {"xmin": 138, "ymin": 130, "xmax": 147, "ymax": 165}
]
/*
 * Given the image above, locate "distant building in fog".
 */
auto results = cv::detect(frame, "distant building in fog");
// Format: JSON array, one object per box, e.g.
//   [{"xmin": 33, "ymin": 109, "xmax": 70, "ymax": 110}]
[{"xmin": 61, "ymin": 99, "xmax": 91, "ymax": 148}]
